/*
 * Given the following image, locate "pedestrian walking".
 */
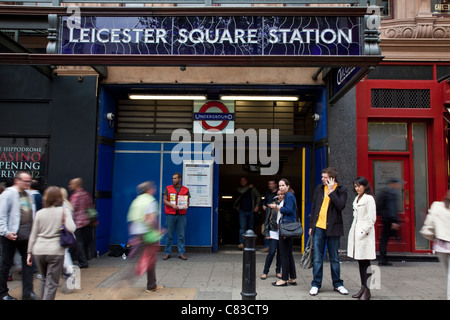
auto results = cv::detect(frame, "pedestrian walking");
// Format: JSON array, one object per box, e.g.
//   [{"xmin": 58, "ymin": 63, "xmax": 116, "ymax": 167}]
[
  {"xmin": 126, "ymin": 181, "xmax": 163, "ymax": 293},
  {"xmin": 234, "ymin": 176, "xmax": 261, "ymax": 250},
  {"xmin": 260, "ymin": 190, "xmax": 282, "ymax": 280},
  {"xmin": 29, "ymin": 180, "xmax": 42, "ymax": 215},
  {"xmin": 68, "ymin": 177, "xmax": 94, "ymax": 268},
  {"xmin": 162, "ymin": 173, "xmax": 190, "ymax": 260},
  {"xmin": 308, "ymin": 167, "xmax": 348, "ymax": 296},
  {"xmin": 269, "ymin": 178, "xmax": 297, "ymax": 287},
  {"xmin": 421, "ymin": 190, "xmax": 450, "ymax": 300},
  {"xmin": 27, "ymin": 186, "xmax": 76, "ymax": 300},
  {"xmin": 60, "ymin": 187, "xmax": 75, "ymax": 278},
  {"xmin": 376, "ymin": 178, "xmax": 401, "ymax": 266},
  {"xmin": 0, "ymin": 171, "xmax": 39, "ymax": 300},
  {"xmin": 347, "ymin": 177, "xmax": 377, "ymax": 300}
]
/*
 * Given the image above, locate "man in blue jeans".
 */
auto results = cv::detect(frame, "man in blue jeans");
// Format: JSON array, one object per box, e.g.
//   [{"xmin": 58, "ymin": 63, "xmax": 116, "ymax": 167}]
[
  {"xmin": 308, "ymin": 167, "xmax": 348, "ymax": 296},
  {"xmin": 162, "ymin": 173, "xmax": 190, "ymax": 260},
  {"xmin": 234, "ymin": 177, "xmax": 261, "ymax": 250}
]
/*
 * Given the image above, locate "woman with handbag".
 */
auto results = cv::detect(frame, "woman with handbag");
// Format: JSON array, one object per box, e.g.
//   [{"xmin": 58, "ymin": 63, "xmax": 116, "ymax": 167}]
[
  {"xmin": 27, "ymin": 186, "xmax": 76, "ymax": 300},
  {"xmin": 260, "ymin": 190, "xmax": 283, "ymax": 280},
  {"xmin": 420, "ymin": 190, "xmax": 450, "ymax": 300},
  {"xmin": 347, "ymin": 177, "xmax": 377, "ymax": 300},
  {"xmin": 269, "ymin": 178, "xmax": 298, "ymax": 287}
]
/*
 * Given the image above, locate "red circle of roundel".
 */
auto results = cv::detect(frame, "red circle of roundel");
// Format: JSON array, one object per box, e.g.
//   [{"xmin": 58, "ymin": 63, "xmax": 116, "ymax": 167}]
[{"xmin": 198, "ymin": 101, "xmax": 230, "ymax": 131}]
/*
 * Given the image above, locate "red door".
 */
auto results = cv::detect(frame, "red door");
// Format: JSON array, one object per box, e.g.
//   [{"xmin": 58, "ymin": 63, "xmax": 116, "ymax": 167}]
[{"xmin": 369, "ymin": 156, "xmax": 412, "ymax": 253}]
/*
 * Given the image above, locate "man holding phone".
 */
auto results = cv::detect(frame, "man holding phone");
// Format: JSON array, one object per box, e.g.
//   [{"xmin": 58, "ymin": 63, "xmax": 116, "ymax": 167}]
[{"xmin": 308, "ymin": 167, "xmax": 348, "ymax": 296}]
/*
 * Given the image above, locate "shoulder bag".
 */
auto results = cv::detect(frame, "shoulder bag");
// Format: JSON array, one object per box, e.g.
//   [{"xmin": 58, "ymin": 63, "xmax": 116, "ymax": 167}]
[
  {"xmin": 278, "ymin": 200, "xmax": 303, "ymax": 239},
  {"xmin": 300, "ymin": 231, "xmax": 314, "ymax": 269},
  {"xmin": 60, "ymin": 208, "xmax": 77, "ymax": 248}
]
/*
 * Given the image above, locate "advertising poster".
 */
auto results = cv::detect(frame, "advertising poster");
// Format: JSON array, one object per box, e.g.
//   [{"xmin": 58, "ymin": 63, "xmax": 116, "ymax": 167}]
[{"xmin": 0, "ymin": 137, "xmax": 48, "ymax": 186}]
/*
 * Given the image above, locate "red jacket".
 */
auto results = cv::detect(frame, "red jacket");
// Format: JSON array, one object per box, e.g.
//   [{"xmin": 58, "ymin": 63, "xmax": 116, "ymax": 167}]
[{"xmin": 164, "ymin": 185, "xmax": 189, "ymax": 215}]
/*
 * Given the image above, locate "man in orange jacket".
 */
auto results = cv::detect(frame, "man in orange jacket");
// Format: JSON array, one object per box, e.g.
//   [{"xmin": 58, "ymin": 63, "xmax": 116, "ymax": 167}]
[{"xmin": 162, "ymin": 173, "xmax": 190, "ymax": 260}]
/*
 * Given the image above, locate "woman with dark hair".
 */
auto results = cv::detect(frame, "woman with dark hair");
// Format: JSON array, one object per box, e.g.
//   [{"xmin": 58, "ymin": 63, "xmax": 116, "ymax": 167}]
[
  {"xmin": 26, "ymin": 186, "xmax": 76, "ymax": 300},
  {"xmin": 347, "ymin": 176, "xmax": 376, "ymax": 300},
  {"xmin": 268, "ymin": 178, "xmax": 298, "ymax": 287}
]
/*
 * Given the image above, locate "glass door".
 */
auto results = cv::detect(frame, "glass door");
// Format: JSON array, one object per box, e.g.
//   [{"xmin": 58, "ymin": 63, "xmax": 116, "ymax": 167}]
[{"xmin": 370, "ymin": 156, "xmax": 412, "ymax": 253}]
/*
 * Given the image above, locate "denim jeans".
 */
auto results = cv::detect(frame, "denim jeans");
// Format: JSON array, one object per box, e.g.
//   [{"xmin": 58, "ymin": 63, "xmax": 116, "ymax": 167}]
[
  {"xmin": 164, "ymin": 214, "xmax": 186, "ymax": 256},
  {"xmin": 239, "ymin": 210, "xmax": 254, "ymax": 244},
  {"xmin": 263, "ymin": 238, "xmax": 281, "ymax": 275},
  {"xmin": 312, "ymin": 227, "xmax": 343, "ymax": 289}
]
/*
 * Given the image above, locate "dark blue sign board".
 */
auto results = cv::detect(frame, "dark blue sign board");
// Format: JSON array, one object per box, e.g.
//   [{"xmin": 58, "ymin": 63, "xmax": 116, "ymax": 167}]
[
  {"xmin": 328, "ymin": 65, "xmax": 372, "ymax": 104},
  {"xmin": 60, "ymin": 15, "xmax": 363, "ymax": 56}
]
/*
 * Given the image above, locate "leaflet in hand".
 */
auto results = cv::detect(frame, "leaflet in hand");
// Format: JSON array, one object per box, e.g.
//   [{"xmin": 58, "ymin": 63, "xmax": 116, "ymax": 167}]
[{"xmin": 177, "ymin": 195, "xmax": 189, "ymax": 209}]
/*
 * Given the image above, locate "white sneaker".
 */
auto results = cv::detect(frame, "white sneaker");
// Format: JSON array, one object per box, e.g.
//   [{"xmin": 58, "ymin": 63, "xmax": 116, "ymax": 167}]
[
  {"xmin": 309, "ymin": 287, "xmax": 319, "ymax": 296},
  {"xmin": 335, "ymin": 286, "xmax": 349, "ymax": 295}
]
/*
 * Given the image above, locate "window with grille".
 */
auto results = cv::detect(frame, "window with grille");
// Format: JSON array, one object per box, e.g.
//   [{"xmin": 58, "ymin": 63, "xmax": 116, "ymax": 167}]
[
  {"xmin": 117, "ymin": 100, "xmax": 193, "ymax": 134},
  {"xmin": 235, "ymin": 100, "xmax": 313, "ymax": 136},
  {"xmin": 371, "ymin": 89, "xmax": 431, "ymax": 109},
  {"xmin": 117, "ymin": 99, "xmax": 313, "ymax": 137}
]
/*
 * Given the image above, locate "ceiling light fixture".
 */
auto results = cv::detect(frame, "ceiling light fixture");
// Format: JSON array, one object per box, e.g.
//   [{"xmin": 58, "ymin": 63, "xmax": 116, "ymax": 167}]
[
  {"xmin": 129, "ymin": 94, "xmax": 207, "ymax": 100},
  {"xmin": 220, "ymin": 95, "xmax": 299, "ymax": 101}
]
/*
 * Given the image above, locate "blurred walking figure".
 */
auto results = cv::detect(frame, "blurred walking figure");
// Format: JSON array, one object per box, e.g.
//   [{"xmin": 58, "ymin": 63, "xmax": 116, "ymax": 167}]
[
  {"xmin": 68, "ymin": 177, "xmax": 93, "ymax": 268},
  {"xmin": 0, "ymin": 171, "xmax": 38, "ymax": 300},
  {"xmin": 421, "ymin": 190, "xmax": 450, "ymax": 300},
  {"xmin": 260, "ymin": 190, "xmax": 282, "ymax": 280},
  {"xmin": 376, "ymin": 178, "xmax": 401, "ymax": 266},
  {"xmin": 29, "ymin": 180, "xmax": 42, "ymax": 215},
  {"xmin": 347, "ymin": 177, "xmax": 377, "ymax": 300},
  {"xmin": 27, "ymin": 186, "xmax": 76, "ymax": 300},
  {"xmin": 125, "ymin": 181, "xmax": 163, "ymax": 293},
  {"xmin": 60, "ymin": 188, "xmax": 75, "ymax": 278}
]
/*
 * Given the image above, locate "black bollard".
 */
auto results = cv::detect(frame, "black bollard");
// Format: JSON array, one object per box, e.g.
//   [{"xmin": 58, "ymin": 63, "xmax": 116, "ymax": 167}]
[{"xmin": 241, "ymin": 229, "xmax": 258, "ymax": 300}]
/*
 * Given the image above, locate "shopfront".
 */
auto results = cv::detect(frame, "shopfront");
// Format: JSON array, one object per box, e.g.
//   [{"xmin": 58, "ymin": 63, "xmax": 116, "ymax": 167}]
[
  {"xmin": 0, "ymin": 4, "xmax": 383, "ymax": 254},
  {"xmin": 356, "ymin": 63, "xmax": 450, "ymax": 253}
]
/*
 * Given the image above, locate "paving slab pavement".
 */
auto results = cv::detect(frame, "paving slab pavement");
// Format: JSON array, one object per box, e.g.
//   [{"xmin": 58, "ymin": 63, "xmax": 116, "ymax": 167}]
[{"xmin": 6, "ymin": 249, "xmax": 447, "ymax": 301}]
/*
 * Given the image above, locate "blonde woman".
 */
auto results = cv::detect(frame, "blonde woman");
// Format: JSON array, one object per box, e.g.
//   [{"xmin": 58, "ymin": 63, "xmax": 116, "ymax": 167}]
[
  {"xmin": 421, "ymin": 190, "xmax": 450, "ymax": 300},
  {"xmin": 60, "ymin": 188, "xmax": 75, "ymax": 279}
]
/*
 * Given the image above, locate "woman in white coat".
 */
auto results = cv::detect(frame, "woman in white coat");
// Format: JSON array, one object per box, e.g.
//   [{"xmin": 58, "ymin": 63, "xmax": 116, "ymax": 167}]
[
  {"xmin": 347, "ymin": 176, "xmax": 377, "ymax": 300},
  {"xmin": 420, "ymin": 190, "xmax": 450, "ymax": 300}
]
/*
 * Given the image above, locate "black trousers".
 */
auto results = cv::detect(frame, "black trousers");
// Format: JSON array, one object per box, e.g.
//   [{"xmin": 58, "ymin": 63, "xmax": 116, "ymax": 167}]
[
  {"xmin": 358, "ymin": 260, "xmax": 371, "ymax": 288},
  {"xmin": 0, "ymin": 236, "xmax": 34, "ymax": 298},
  {"xmin": 379, "ymin": 220, "xmax": 397, "ymax": 263},
  {"xmin": 278, "ymin": 236, "xmax": 296, "ymax": 281},
  {"xmin": 70, "ymin": 226, "xmax": 92, "ymax": 267}
]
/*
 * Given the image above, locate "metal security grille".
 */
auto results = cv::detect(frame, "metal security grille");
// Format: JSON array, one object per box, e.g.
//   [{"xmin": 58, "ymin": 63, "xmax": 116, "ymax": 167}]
[
  {"xmin": 117, "ymin": 99, "xmax": 313, "ymax": 136},
  {"xmin": 235, "ymin": 100, "xmax": 313, "ymax": 136},
  {"xmin": 117, "ymin": 100, "xmax": 193, "ymax": 134},
  {"xmin": 371, "ymin": 89, "xmax": 431, "ymax": 109}
]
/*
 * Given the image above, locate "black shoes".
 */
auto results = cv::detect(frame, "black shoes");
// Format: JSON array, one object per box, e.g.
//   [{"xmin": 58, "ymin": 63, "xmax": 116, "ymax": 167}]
[
  {"xmin": 22, "ymin": 292, "xmax": 40, "ymax": 300},
  {"xmin": 1, "ymin": 292, "xmax": 40, "ymax": 300}
]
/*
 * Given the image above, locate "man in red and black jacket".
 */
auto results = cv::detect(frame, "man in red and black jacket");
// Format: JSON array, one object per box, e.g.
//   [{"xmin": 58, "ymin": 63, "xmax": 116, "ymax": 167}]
[{"xmin": 162, "ymin": 173, "xmax": 190, "ymax": 260}]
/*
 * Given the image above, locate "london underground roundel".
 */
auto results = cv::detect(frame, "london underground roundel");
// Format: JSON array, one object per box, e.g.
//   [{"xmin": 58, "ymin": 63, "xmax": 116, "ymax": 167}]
[{"xmin": 194, "ymin": 101, "xmax": 235, "ymax": 132}]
